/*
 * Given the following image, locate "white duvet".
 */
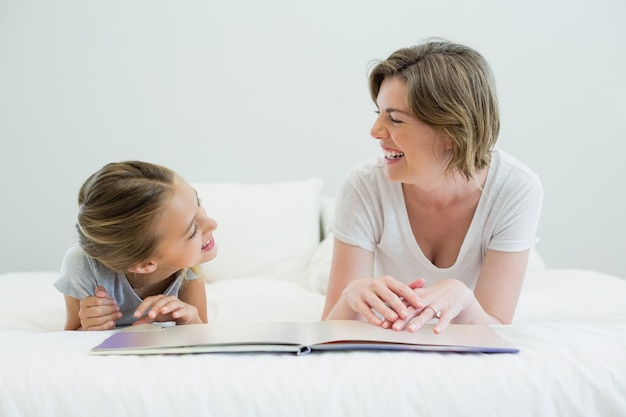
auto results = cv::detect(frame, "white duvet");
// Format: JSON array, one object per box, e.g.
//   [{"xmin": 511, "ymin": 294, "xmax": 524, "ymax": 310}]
[{"xmin": 1, "ymin": 268, "xmax": 625, "ymax": 417}]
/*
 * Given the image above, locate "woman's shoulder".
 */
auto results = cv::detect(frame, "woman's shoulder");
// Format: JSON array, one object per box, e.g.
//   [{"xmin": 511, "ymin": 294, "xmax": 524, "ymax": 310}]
[
  {"xmin": 344, "ymin": 155, "xmax": 384, "ymax": 174},
  {"xmin": 341, "ymin": 156, "xmax": 389, "ymax": 189},
  {"xmin": 488, "ymin": 148, "xmax": 543, "ymax": 199},
  {"xmin": 336, "ymin": 156, "xmax": 402, "ymax": 218},
  {"xmin": 492, "ymin": 148, "xmax": 541, "ymax": 183}
]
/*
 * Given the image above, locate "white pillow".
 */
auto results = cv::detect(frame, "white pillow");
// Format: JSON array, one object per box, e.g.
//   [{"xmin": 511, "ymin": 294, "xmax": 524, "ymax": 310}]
[
  {"xmin": 306, "ymin": 233, "xmax": 334, "ymax": 294},
  {"xmin": 192, "ymin": 179, "xmax": 323, "ymax": 282},
  {"xmin": 527, "ymin": 247, "xmax": 547, "ymax": 271},
  {"xmin": 305, "ymin": 196, "xmax": 336, "ymax": 293}
]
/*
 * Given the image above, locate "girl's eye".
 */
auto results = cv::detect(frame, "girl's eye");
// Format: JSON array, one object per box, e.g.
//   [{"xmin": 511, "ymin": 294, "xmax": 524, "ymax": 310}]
[{"xmin": 189, "ymin": 224, "xmax": 198, "ymax": 239}]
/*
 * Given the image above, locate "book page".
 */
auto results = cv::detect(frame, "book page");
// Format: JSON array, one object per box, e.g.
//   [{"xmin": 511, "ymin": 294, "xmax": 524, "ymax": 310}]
[
  {"xmin": 303, "ymin": 320, "xmax": 518, "ymax": 353},
  {"xmin": 92, "ymin": 320, "xmax": 517, "ymax": 355},
  {"xmin": 92, "ymin": 321, "xmax": 307, "ymax": 354}
]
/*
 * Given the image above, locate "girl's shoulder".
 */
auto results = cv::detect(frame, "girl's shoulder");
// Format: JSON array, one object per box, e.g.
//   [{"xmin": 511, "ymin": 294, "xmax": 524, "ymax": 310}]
[
  {"xmin": 62, "ymin": 244, "xmax": 96, "ymax": 270},
  {"xmin": 60, "ymin": 244, "xmax": 115, "ymax": 279}
]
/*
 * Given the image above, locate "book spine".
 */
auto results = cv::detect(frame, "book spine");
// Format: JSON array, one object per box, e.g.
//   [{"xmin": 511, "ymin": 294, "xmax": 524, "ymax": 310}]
[{"xmin": 297, "ymin": 346, "xmax": 312, "ymax": 356}]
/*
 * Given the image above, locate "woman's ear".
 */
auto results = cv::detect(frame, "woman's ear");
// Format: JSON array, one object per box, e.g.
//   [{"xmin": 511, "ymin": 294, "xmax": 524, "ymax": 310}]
[
  {"xmin": 444, "ymin": 134, "xmax": 454, "ymax": 151},
  {"xmin": 127, "ymin": 261, "xmax": 158, "ymax": 274}
]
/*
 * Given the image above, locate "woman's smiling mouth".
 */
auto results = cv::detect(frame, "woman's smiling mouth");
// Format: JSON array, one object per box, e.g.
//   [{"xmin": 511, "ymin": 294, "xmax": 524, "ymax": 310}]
[{"xmin": 383, "ymin": 148, "xmax": 405, "ymax": 162}]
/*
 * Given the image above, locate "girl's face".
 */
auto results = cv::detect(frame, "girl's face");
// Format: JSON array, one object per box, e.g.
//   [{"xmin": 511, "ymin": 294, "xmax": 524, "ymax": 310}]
[
  {"xmin": 370, "ymin": 76, "xmax": 452, "ymax": 189},
  {"xmin": 151, "ymin": 178, "xmax": 218, "ymax": 272}
]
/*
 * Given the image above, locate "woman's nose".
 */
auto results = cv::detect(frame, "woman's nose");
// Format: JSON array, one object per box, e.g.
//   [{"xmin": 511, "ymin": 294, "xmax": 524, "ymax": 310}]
[{"xmin": 370, "ymin": 116, "xmax": 386, "ymax": 140}]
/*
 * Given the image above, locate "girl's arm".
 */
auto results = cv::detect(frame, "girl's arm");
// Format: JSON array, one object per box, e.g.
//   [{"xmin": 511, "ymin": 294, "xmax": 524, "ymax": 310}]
[
  {"xmin": 132, "ymin": 277, "xmax": 207, "ymax": 325},
  {"xmin": 62, "ymin": 288, "xmax": 121, "ymax": 331},
  {"xmin": 63, "ymin": 295, "xmax": 82, "ymax": 330},
  {"xmin": 177, "ymin": 277, "xmax": 208, "ymax": 323}
]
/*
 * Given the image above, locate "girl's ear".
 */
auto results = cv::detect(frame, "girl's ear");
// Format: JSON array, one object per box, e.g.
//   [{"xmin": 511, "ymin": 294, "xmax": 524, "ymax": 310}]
[{"xmin": 127, "ymin": 260, "xmax": 158, "ymax": 274}]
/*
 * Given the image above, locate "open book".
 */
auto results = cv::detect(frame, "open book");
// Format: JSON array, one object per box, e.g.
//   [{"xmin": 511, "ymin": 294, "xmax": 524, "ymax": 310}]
[{"xmin": 91, "ymin": 320, "xmax": 518, "ymax": 355}]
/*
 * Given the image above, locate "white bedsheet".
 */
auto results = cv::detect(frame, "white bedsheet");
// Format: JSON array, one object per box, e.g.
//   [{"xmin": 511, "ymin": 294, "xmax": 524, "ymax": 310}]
[{"xmin": 1, "ymin": 269, "xmax": 625, "ymax": 417}]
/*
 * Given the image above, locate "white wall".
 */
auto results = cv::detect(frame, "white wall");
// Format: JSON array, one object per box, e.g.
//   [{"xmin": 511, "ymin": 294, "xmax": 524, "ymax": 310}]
[{"xmin": 1, "ymin": 0, "xmax": 625, "ymax": 278}]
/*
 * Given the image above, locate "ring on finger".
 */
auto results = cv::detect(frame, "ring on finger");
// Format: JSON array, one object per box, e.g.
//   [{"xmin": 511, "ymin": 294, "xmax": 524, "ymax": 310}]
[{"xmin": 426, "ymin": 306, "xmax": 442, "ymax": 319}]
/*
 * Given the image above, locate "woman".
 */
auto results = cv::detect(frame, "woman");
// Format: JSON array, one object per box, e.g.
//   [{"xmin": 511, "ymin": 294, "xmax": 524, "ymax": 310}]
[{"xmin": 322, "ymin": 39, "xmax": 543, "ymax": 334}]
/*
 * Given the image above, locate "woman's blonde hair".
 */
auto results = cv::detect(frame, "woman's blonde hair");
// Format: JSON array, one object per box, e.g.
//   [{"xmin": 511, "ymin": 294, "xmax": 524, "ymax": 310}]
[
  {"xmin": 368, "ymin": 38, "xmax": 499, "ymax": 180},
  {"xmin": 77, "ymin": 161, "xmax": 176, "ymax": 273}
]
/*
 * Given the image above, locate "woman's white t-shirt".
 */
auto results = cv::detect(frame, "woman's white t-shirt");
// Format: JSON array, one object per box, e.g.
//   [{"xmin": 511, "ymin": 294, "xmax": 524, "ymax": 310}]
[{"xmin": 332, "ymin": 148, "xmax": 543, "ymax": 290}]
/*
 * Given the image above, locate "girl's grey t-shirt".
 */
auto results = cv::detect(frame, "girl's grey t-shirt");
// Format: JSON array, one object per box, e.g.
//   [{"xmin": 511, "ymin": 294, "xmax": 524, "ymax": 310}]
[
  {"xmin": 332, "ymin": 148, "xmax": 543, "ymax": 290},
  {"xmin": 54, "ymin": 245, "xmax": 198, "ymax": 327}
]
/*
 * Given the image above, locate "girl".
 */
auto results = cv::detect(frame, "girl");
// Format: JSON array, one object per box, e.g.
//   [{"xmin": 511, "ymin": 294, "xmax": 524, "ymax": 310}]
[
  {"xmin": 322, "ymin": 39, "xmax": 543, "ymax": 333},
  {"xmin": 55, "ymin": 161, "xmax": 218, "ymax": 331}
]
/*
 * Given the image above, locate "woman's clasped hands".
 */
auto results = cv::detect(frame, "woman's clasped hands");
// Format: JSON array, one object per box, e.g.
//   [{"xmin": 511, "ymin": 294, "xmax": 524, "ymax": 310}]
[{"xmin": 340, "ymin": 276, "xmax": 474, "ymax": 334}]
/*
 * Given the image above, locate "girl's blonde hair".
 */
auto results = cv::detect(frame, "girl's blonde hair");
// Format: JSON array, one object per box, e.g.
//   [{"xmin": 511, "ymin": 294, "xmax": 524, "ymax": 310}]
[
  {"xmin": 368, "ymin": 38, "xmax": 499, "ymax": 180},
  {"xmin": 77, "ymin": 161, "xmax": 176, "ymax": 273}
]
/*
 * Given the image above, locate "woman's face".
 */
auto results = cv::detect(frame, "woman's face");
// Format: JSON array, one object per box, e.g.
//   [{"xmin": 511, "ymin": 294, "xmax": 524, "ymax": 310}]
[
  {"xmin": 370, "ymin": 76, "xmax": 452, "ymax": 189},
  {"xmin": 152, "ymin": 178, "xmax": 218, "ymax": 272}
]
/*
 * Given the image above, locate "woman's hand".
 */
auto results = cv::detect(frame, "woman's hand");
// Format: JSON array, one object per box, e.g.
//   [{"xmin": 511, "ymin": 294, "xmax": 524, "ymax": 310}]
[
  {"xmin": 389, "ymin": 279, "xmax": 474, "ymax": 334},
  {"xmin": 132, "ymin": 294, "xmax": 201, "ymax": 326},
  {"xmin": 388, "ymin": 251, "xmax": 530, "ymax": 333},
  {"xmin": 78, "ymin": 286, "xmax": 122, "ymax": 331},
  {"xmin": 339, "ymin": 276, "xmax": 426, "ymax": 327}
]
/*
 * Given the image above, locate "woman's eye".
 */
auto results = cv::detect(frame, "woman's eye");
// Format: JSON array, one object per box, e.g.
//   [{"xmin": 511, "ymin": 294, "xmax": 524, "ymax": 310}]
[{"xmin": 373, "ymin": 109, "xmax": 401, "ymax": 123}]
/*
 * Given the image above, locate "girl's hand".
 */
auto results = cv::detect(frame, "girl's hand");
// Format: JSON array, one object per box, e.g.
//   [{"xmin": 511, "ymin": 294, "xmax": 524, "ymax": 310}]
[
  {"xmin": 389, "ymin": 279, "xmax": 474, "ymax": 334},
  {"xmin": 340, "ymin": 276, "xmax": 426, "ymax": 327},
  {"xmin": 78, "ymin": 286, "xmax": 122, "ymax": 331},
  {"xmin": 132, "ymin": 295, "xmax": 201, "ymax": 326}
]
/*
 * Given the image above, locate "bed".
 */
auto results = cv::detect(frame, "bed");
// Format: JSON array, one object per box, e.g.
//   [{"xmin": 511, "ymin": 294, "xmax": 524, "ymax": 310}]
[{"xmin": 1, "ymin": 179, "xmax": 625, "ymax": 417}]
